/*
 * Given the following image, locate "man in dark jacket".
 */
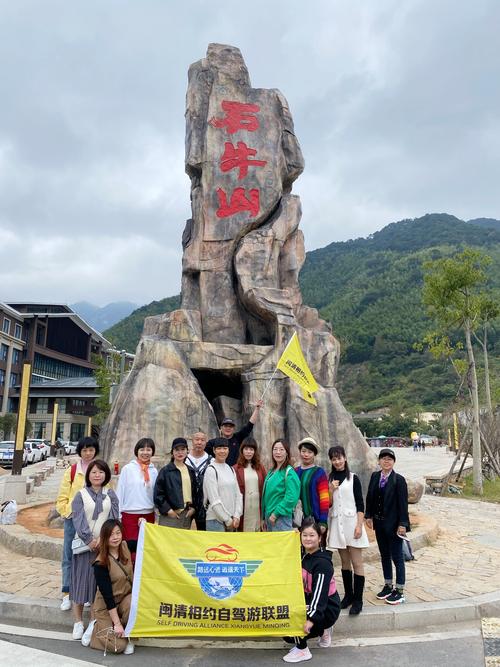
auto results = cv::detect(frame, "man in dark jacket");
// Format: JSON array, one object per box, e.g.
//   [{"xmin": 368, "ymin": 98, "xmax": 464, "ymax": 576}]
[
  {"xmin": 365, "ymin": 448, "xmax": 410, "ymax": 605},
  {"xmin": 206, "ymin": 399, "xmax": 263, "ymax": 466}
]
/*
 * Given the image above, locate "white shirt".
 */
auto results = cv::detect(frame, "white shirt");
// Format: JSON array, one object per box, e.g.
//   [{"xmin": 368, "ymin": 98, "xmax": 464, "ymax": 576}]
[
  {"xmin": 116, "ymin": 459, "xmax": 158, "ymax": 514},
  {"xmin": 203, "ymin": 461, "xmax": 243, "ymax": 525}
]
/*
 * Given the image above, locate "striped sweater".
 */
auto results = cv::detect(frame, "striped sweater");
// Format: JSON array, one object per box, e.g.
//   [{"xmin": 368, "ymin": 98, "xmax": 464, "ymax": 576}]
[{"xmin": 295, "ymin": 465, "xmax": 330, "ymax": 526}]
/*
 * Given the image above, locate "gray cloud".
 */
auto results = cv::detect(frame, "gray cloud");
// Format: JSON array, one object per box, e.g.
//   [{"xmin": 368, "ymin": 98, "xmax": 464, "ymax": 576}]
[{"xmin": 1, "ymin": 0, "xmax": 499, "ymax": 305}]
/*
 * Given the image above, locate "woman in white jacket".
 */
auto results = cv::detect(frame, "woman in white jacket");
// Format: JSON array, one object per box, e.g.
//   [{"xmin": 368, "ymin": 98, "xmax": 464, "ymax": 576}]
[
  {"xmin": 116, "ymin": 438, "xmax": 158, "ymax": 558},
  {"xmin": 326, "ymin": 446, "xmax": 369, "ymax": 615},
  {"xmin": 203, "ymin": 438, "xmax": 242, "ymax": 532}
]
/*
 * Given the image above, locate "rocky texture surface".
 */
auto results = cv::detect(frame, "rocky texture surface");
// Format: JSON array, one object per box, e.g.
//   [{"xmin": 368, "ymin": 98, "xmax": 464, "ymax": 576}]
[{"xmin": 101, "ymin": 44, "xmax": 377, "ymax": 488}]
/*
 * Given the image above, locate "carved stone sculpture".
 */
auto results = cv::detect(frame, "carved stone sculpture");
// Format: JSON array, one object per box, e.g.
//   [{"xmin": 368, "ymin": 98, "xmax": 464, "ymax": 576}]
[{"xmin": 101, "ymin": 44, "xmax": 377, "ymax": 489}]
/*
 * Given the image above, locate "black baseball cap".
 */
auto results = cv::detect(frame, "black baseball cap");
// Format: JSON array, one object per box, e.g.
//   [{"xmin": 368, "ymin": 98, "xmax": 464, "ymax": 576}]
[
  {"xmin": 221, "ymin": 418, "xmax": 235, "ymax": 427},
  {"xmin": 378, "ymin": 448, "xmax": 396, "ymax": 461},
  {"xmin": 171, "ymin": 437, "xmax": 188, "ymax": 451}
]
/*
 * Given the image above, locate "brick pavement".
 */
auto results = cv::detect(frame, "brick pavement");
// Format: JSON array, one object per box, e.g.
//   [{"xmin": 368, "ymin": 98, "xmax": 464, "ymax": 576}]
[{"xmin": 1, "ymin": 456, "xmax": 499, "ymax": 607}]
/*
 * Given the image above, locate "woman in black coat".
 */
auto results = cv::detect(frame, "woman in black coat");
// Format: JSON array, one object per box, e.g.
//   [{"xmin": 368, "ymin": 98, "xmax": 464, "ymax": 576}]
[
  {"xmin": 365, "ymin": 448, "xmax": 409, "ymax": 605},
  {"xmin": 154, "ymin": 438, "xmax": 197, "ymax": 529}
]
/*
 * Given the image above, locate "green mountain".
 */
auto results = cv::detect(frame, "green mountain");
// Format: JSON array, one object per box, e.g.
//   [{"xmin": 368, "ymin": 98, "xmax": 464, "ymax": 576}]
[
  {"xmin": 104, "ymin": 213, "xmax": 500, "ymax": 412},
  {"xmin": 104, "ymin": 295, "xmax": 180, "ymax": 350}
]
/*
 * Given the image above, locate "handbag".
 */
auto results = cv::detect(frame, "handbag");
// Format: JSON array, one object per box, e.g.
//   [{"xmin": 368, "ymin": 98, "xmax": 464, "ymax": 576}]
[
  {"xmin": 293, "ymin": 499, "xmax": 303, "ymax": 528},
  {"xmin": 71, "ymin": 536, "xmax": 91, "ymax": 554}
]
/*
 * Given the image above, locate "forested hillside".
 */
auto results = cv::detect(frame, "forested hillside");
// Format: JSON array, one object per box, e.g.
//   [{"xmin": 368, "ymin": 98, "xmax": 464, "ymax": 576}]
[{"xmin": 104, "ymin": 214, "xmax": 500, "ymax": 412}]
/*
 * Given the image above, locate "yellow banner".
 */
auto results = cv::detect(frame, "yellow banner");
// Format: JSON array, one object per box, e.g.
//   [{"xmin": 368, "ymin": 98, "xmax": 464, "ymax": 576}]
[
  {"xmin": 277, "ymin": 332, "xmax": 318, "ymax": 401},
  {"xmin": 125, "ymin": 524, "xmax": 306, "ymax": 637}
]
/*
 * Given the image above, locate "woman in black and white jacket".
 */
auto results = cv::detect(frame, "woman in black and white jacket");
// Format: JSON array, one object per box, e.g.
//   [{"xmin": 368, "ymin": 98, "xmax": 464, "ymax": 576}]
[
  {"xmin": 282, "ymin": 517, "xmax": 341, "ymax": 663},
  {"xmin": 154, "ymin": 438, "xmax": 197, "ymax": 529}
]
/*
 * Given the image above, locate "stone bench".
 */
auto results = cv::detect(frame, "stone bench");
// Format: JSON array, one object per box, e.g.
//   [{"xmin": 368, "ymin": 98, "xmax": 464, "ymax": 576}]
[
  {"xmin": 33, "ymin": 472, "xmax": 44, "ymax": 487},
  {"xmin": 25, "ymin": 478, "xmax": 35, "ymax": 495}
]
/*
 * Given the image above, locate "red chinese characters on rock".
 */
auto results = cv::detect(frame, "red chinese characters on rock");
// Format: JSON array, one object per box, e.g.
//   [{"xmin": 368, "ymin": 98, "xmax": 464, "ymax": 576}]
[
  {"xmin": 216, "ymin": 187, "xmax": 260, "ymax": 219},
  {"xmin": 220, "ymin": 141, "xmax": 267, "ymax": 180},
  {"xmin": 211, "ymin": 100, "xmax": 266, "ymax": 220},
  {"xmin": 209, "ymin": 101, "xmax": 261, "ymax": 134}
]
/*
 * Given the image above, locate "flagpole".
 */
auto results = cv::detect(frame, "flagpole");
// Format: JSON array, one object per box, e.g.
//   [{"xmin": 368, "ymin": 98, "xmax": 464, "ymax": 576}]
[{"xmin": 259, "ymin": 331, "xmax": 297, "ymax": 401}]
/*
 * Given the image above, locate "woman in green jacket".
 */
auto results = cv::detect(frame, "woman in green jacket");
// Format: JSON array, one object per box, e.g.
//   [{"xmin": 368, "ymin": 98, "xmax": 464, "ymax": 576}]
[{"xmin": 261, "ymin": 439, "xmax": 300, "ymax": 531}]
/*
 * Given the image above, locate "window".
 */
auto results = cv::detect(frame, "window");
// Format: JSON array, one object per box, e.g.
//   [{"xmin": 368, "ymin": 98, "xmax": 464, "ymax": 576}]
[
  {"xmin": 0, "ymin": 344, "xmax": 8, "ymax": 361},
  {"xmin": 9, "ymin": 372, "xmax": 17, "ymax": 387},
  {"xmin": 36, "ymin": 398, "xmax": 49, "ymax": 414},
  {"xmin": 58, "ymin": 398, "xmax": 67, "ymax": 414},
  {"xmin": 2, "ymin": 318, "xmax": 10, "ymax": 335},
  {"xmin": 12, "ymin": 349, "xmax": 20, "ymax": 365},
  {"xmin": 70, "ymin": 423, "xmax": 86, "ymax": 441},
  {"xmin": 0, "ymin": 369, "xmax": 5, "ymax": 387},
  {"xmin": 14, "ymin": 324, "xmax": 22, "ymax": 339},
  {"xmin": 34, "ymin": 422, "xmax": 46, "ymax": 438}
]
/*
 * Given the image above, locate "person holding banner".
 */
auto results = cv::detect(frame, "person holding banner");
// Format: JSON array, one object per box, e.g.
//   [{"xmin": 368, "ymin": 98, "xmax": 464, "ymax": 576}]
[
  {"xmin": 261, "ymin": 439, "xmax": 300, "ymax": 532},
  {"xmin": 282, "ymin": 518, "xmax": 341, "ymax": 662},
  {"xmin": 90, "ymin": 519, "xmax": 135, "ymax": 655},
  {"xmin": 203, "ymin": 438, "xmax": 243, "ymax": 531},
  {"xmin": 154, "ymin": 438, "xmax": 197, "ymax": 529},
  {"xmin": 233, "ymin": 437, "xmax": 266, "ymax": 531}
]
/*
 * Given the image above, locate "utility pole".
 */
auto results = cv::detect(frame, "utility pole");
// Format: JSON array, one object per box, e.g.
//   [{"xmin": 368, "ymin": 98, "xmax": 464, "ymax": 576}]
[{"xmin": 12, "ymin": 361, "xmax": 31, "ymax": 475}]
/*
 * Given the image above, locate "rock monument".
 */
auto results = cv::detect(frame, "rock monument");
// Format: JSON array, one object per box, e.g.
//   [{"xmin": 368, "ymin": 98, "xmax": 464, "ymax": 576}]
[{"xmin": 101, "ymin": 44, "xmax": 376, "ymax": 488}]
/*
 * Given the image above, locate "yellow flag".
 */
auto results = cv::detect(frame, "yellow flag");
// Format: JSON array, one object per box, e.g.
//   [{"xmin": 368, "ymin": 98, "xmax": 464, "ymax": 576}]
[
  {"xmin": 125, "ymin": 524, "xmax": 306, "ymax": 637},
  {"xmin": 277, "ymin": 332, "xmax": 319, "ymax": 403}
]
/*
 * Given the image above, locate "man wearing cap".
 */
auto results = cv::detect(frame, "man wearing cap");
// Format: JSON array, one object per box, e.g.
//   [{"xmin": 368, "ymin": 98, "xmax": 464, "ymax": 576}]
[
  {"xmin": 365, "ymin": 448, "xmax": 410, "ymax": 605},
  {"xmin": 294, "ymin": 437, "xmax": 329, "ymax": 532},
  {"xmin": 154, "ymin": 437, "xmax": 197, "ymax": 529},
  {"xmin": 206, "ymin": 399, "xmax": 264, "ymax": 466}
]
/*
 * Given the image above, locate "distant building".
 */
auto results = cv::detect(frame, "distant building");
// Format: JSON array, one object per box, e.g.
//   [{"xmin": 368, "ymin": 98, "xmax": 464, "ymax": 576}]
[{"xmin": 0, "ymin": 302, "xmax": 124, "ymax": 440}]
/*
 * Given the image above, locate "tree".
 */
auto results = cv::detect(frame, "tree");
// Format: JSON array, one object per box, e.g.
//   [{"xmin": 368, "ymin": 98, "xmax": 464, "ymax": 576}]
[
  {"xmin": 93, "ymin": 352, "xmax": 122, "ymax": 426},
  {"xmin": 474, "ymin": 296, "xmax": 499, "ymax": 418},
  {"xmin": 0, "ymin": 413, "xmax": 17, "ymax": 439},
  {"xmin": 422, "ymin": 248, "xmax": 492, "ymax": 495}
]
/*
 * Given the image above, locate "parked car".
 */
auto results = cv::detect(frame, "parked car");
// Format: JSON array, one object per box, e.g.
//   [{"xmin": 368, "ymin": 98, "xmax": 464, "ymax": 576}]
[
  {"xmin": 24, "ymin": 441, "xmax": 43, "ymax": 464},
  {"xmin": 0, "ymin": 441, "xmax": 28, "ymax": 468},
  {"xmin": 25, "ymin": 438, "xmax": 51, "ymax": 460},
  {"xmin": 64, "ymin": 441, "xmax": 78, "ymax": 455}
]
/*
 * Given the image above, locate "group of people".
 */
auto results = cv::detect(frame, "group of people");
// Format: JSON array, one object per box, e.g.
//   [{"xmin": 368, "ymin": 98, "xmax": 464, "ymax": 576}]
[{"xmin": 55, "ymin": 407, "xmax": 409, "ymax": 663}]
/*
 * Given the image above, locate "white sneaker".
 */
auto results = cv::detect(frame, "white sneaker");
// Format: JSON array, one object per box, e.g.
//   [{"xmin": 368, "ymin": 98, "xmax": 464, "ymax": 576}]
[
  {"xmin": 83, "ymin": 601, "xmax": 91, "ymax": 608},
  {"xmin": 123, "ymin": 641, "xmax": 135, "ymax": 655},
  {"xmin": 72, "ymin": 621, "xmax": 84, "ymax": 640},
  {"xmin": 283, "ymin": 646, "xmax": 312, "ymax": 663},
  {"xmin": 60, "ymin": 595, "xmax": 71, "ymax": 611},
  {"xmin": 81, "ymin": 619, "xmax": 96, "ymax": 647},
  {"xmin": 317, "ymin": 627, "xmax": 331, "ymax": 647}
]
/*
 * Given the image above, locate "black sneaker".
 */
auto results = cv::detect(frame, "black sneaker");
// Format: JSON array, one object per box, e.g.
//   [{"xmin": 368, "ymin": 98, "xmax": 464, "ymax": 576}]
[
  {"xmin": 385, "ymin": 589, "xmax": 405, "ymax": 605},
  {"xmin": 376, "ymin": 584, "xmax": 393, "ymax": 600}
]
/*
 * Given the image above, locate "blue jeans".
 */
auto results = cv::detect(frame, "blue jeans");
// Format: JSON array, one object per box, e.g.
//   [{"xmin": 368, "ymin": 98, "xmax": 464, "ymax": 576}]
[
  {"xmin": 266, "ymin": 515, "xmax": 292, "ymax": 532},
  {"xmin": 374, "ymin": 521, "xmax": 405, "ymax": 587},
  {"xmin": 62, "ymin": 517, "xmax": 76, "ymax": 593},
  {"xmin": 206, "ymin": 519, "xmax": 227, "ymax": 532}
]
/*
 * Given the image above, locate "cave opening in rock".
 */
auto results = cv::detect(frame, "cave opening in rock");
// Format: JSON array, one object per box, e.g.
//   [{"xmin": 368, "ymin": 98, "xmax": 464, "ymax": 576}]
[{"xmin": 191, "ymin": 368, "xmax": 243, "ymax": 425}]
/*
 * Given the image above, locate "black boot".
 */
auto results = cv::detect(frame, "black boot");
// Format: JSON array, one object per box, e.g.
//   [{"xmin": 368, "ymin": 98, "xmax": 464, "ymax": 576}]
[
  {"xmin": 340, "ymin": 569, "xmax": 354, "ymax": 608},
  {"xmin": 349, "ymin": 574, "xmax": 365, "ymax": 615}
]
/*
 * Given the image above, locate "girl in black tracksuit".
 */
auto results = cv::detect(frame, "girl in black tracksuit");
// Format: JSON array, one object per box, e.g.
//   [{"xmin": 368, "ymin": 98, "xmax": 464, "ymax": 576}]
[{"xmin": 283, "ymin": 517, "xmax": 341, "ymax": 663}]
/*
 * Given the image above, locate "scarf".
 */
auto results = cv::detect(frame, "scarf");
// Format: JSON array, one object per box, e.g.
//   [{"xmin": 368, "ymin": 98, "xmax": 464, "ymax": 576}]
[
  {"xmin": 137, "ymin": 460, "xmax": 151, "ymax": 484},
  {"xmin": 87, "ymin": 487, "xmax": 106, "ymax": 520}
]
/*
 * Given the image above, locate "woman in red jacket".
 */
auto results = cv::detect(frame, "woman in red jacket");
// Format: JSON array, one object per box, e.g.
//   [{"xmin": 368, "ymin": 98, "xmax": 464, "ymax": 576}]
[{"xmin": 233, "ymin": 438, "xmax": 266, "ymax": 532}]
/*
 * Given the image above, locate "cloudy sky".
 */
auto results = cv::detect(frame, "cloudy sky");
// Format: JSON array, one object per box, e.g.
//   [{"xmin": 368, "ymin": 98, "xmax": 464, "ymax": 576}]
[{"xmin": 1, "ymin": 0, "xmax": 499, "ymax": 307}]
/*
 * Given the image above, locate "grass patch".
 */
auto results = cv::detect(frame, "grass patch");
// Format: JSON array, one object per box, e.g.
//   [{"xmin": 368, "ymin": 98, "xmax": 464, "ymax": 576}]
[{"xmin": 461, "ymin": 476, "xmax": 500, "ymax": 503}]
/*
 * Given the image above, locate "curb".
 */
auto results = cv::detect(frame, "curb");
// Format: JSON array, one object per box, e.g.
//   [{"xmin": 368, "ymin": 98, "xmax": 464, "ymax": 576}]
[
  {"xmin": 1, "ymin": 590, "xmax": 499, "ymax": 642},
  {"xmin": 0, "ymin": 506, "xmax": 439, "ymax": 564}
]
